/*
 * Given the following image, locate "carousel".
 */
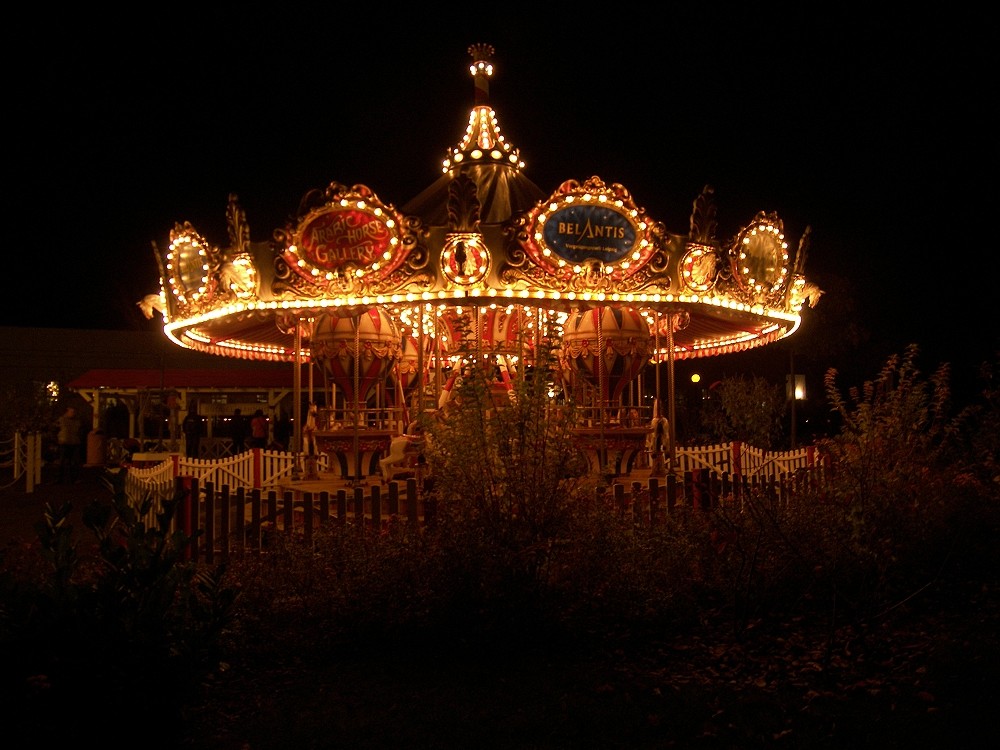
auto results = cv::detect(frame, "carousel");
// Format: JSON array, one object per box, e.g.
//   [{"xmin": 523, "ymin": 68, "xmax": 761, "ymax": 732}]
[{"xmin": 141, "ymin": 43, "xmax": 822, "ymax": 482}]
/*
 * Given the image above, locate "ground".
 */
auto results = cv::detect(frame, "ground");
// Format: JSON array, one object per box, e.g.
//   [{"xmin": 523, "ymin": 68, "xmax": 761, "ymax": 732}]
[
  {"xmin": 2, "ymin": 466, "xmax": 998, "ymax": 748},
  {"xmin": 173, "ymin": 585, "xmax": 999, "ymax": 749}
]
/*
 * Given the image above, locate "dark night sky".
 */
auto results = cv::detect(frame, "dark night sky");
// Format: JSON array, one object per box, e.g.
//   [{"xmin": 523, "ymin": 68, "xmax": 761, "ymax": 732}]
[{"xmin": 5, "ymin": 7, "xmax": 994, "ymax": 399}]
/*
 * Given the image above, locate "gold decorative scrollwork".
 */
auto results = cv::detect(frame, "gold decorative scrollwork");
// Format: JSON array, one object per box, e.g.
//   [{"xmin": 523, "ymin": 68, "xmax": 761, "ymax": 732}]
[{"xmin": 731, "ymin": 211, "xmax": 790, "ymax": 305}]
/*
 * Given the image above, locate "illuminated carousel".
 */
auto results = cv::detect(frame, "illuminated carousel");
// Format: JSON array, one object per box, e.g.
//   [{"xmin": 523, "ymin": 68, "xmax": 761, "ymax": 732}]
[{"xmin": 143, "ymin": 43, "xmax": 821, "ymax": 481}]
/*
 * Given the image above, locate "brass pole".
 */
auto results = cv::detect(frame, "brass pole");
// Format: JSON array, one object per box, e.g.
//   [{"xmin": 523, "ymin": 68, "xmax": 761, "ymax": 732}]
[
  {"xmin": 353, "ymin": 314, "xmax": 361, "ymax": 484},
  {"xmin": 666, "ymin": 313, "xmax": 677, "ymax": 472},
  {"xmin": 291, "ymin": 319, "xmax": 302, "ymax": 481}
]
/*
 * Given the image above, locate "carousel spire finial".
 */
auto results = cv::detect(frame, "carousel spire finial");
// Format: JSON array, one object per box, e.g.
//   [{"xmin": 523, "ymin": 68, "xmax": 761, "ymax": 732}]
[
  {"xmin": 468, "ymin": 43, "xmax": 495, "ymax": 106},
  {"xmin": 439, "ymin": 44, "xmax": 523, "ymax": 174}
]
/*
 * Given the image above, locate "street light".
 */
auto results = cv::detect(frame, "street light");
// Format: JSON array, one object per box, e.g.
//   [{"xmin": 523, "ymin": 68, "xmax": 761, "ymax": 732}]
[{"xmin": 786, "ymin": 351, "xmax": 806, "ymax": 448}]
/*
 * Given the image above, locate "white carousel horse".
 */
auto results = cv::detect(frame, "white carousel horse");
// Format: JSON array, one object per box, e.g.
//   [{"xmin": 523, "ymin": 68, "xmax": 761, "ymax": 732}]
[
  {"xmin": 645, "ymin": 414, "xmax": 670, "ymax": 475},
  {"xmin": 379, "ymin": 423, "xmax": 426, "ymax": 482},
  {"xmin": 646, "ymin": 415, "xmax": 670, "ymax": 454}
]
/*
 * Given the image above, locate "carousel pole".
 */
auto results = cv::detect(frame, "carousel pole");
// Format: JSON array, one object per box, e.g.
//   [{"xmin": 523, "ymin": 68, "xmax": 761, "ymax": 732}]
[
  {"xmin": 353, "ymin": 314, "xmax": 361, "ymax": 485},
  {"xmin": 596, "ymin": 307, "xmax": 607, "ymax": 477},
  {"xmin": 517, "ymin": 305, "xmax": 524, "ymax": 386},
  {"xmin": 416, "ymin": 304, "xmax": 425, "ymax": 422},
  {"xmin": 652, "ymin": 313, "xmax": 663, "ymax": 473},
  {"xmin": 476, "ymin": 306, "xmax": 483, "ymax": 373},
  {"xmin": 654, "ymin": 313, "xmax": 662, "ymax": 411},
  {"xmin": 434, "ymin": 311, "xmax": 443, "ymax": 405},
  {"xmin": 666, "ymin": 313, "xmax": 677, "ymax": 474},
  {"xmin": 291, "ymin": 319, "xmax": 303, "ymax": 481}
]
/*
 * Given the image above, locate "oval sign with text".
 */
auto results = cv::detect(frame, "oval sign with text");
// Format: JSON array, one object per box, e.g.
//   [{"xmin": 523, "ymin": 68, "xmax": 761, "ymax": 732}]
[
  {"xmin": 298, "ymin": 207, "xmax": 393, "ymax": 271},
  {"xmin": 541, "ymin": 204, "xmax": 637, "ymax": 264}
]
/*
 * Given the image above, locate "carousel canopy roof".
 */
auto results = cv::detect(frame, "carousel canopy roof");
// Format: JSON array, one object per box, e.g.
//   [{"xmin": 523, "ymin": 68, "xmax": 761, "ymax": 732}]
[{"xmin": 144, "ymin": 43, "xmax": 820, "ymax": 366}]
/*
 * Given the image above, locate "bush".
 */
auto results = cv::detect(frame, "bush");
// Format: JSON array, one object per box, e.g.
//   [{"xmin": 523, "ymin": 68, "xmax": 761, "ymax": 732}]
[{"xmin": 0, "ymin": 484, "xmax": 237, "ymax": 745}]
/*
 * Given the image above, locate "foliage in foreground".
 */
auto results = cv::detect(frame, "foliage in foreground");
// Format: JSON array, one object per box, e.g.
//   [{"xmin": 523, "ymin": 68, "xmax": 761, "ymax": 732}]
[
  {"xmin": 0, "ymin": 484, "xmax": 237, "ymax": 746},
  {"xmin": 227, "ymin": 346, "xmax": 1000, "ymax": 648}
]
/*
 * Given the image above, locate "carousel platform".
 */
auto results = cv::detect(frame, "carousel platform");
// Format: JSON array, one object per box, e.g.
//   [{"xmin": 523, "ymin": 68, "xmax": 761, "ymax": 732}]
[
  {"xmin": 277, "ymin": 471, "xmax": 375, "ymax": 496},
  {"xmin": 276, "ymin": 468, "xmax": 424, "ymax": 497}
]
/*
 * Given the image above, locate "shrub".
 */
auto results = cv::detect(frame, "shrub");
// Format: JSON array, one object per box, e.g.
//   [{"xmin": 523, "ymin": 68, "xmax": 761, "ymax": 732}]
[{"xmin": 0, "ymin": 483, "xmax": 238, "ymax": 745}]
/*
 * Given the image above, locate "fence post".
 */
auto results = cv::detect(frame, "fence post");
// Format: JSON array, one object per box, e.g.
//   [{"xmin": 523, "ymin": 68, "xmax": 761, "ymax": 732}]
[
  {"xmin": 32, "ymin": 432, "xmax": 42, "ymax": 491},
  {"xmin": 648, "ymin": 477, "xmax": 660, "ymax": 524},
  {"xmin": 204, "ymin": 481, "xmax": 216, "ymax": 565},
  {"xmin": 22, "ymin": 433, "xmax": 33, "ymax": 494},
  {"xmin": 247, "ymin": 487, "xmax": 261, "ymax": 553},
  {"xmin": 370, "ymin": 484, "xmax": 382, "ymax": 530},
  {"xmin": 282, "ymin": 490, "xmax": 294, "ymax": 536},
  {"xmin": 687, "ymin": 469, "xmax": 704, "ymax": 510},
  {"xmin": 613, "ymin": 483, "xmax": 626, "ymax": 517},
  {"xmin": 707, "ymin": 470, "xmax": 720, "ymax": 509},
  {"xmin": 336, "ymin": 488, "xmax": 348, "ymax": 525},
  {"xmin": 405, "ymin": 477, "xmax": 419, "ymax": 527},
  {"xmin": 666, "ymin": 473, "xmax": 678, "ymax": 513},
  {"xmin": 319, "ymin": 490, "xmax": 331, "ymax": 525},
  {"xmin": 303, "ymin": 491, "xmax": 314, "ymax": 546},
  {"xmin": 630, "ymin": 481, "xmax": 645, "ymax": 526},
  {"xmin": 219, "ymin": 484, "xmax": 232, "ymax": 563},
  {"xmin": 12, "ymin": 432, "xmax": 23, "ymax": 481},
  {"xmin": 353, "ymin": 486, "xmax": 365, "ymax": 531},
  {"xmin": 234, "ymin": 486, "xmax": 247, "ymax": 551},
  {"xmin": 387, "ymin": 481, "xmax": 400, "ymax": 517},
  {"xmin": 176, "ymin": 476, "xmax": 196, "ymax": 562},
  {"xmin": 253, "ymin": 448, "xmax": 263, "ymax": 489},
  {"xmin": 15, "ymin": 432, "xmax": 42, "ymax": 494}
]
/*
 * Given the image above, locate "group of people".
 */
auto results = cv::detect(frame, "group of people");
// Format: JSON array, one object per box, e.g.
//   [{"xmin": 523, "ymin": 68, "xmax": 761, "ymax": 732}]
[
  {"xmin": 55, "ymin": 402, "xmax": 297, "ymax": 471},
  {"xmin": 231, "ymin": 408, "xmax": 291, "ymax": 453},
  {"xmin": 230, "ymin": 408, "xmax": 271, "ymax": 452},
  {"xmin": 182, "ymin": 407, "xmax": 275, "ymax": 459}
]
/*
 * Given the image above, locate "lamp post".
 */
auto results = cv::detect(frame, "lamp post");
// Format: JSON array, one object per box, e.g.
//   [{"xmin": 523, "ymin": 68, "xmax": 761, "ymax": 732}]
[{"xmin": 787, "ymin": 350, "xmax": 806, "ymax": 449}]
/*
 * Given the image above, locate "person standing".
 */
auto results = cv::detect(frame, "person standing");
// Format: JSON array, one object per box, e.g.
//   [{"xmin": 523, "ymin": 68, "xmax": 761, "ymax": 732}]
[
  {"xmin": 56, "ymin": 406, "xmax": 82, "ymax": 483},
  {"xmin": 230, "ymin": 408, "xmax": 247, "ymax": 453},
  {"xmin": 182, "ymin": 409, "xmax": 201, "ymax": 458},
  {"xmin": 250, "ymin": 409, "xmax": 268, "ymax": 448},
  {"xmin": 273, "ymin": 411, "xmax": 292, "ymax": 451}
]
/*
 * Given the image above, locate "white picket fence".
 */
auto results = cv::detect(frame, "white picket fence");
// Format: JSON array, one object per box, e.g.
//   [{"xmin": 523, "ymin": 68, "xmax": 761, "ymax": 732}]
[
  {"xmin": 117, "ymin": 441, "xmax": 823, "ymax": 508},
  {"xmin": 673, "ymin": 441, "xmax": 824, "ymax": 478},
  {"xmin": 120, "ymin": 448, "xmax": 330, "ymax": 507}
]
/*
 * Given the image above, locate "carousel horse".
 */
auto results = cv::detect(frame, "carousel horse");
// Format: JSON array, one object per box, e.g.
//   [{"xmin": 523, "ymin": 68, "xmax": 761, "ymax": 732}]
[
  {"xmin": 646, "ymin": 413, "xmax": 670, "ymax": 454},
  {"xmin": 302, "ymin": 402, "xmax": 319, "ymax": 454},
  {"xmin": 645, "ymin": 406, "xmax": 670, "ymax": 475},
  {"xmin": 379, "ymin": 422, "xmax": 426, "ymax": 482}
]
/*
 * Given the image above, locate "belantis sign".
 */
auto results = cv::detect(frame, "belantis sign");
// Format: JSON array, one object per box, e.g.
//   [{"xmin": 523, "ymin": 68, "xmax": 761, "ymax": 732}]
[{"xmin": 541, "ymin": 203, "xmax": 637, "ymax": 264}]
